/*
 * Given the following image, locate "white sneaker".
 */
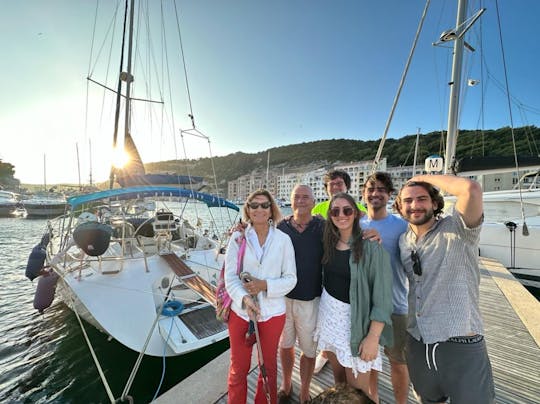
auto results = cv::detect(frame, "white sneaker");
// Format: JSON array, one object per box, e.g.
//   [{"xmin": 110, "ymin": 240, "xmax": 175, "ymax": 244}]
[{"xmin": 313, "ymin": 352, "xmax": 328, "ymax": 374}]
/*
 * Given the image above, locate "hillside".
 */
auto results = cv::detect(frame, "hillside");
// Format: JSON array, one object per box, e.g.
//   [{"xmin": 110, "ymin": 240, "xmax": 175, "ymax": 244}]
[
  {"xmin": 6, "ymin": 126, "xmax": 539, "ymax": 193},
  {"xmin": 145, "ymin": 126, "xmax": 540, "ymax": 192}
]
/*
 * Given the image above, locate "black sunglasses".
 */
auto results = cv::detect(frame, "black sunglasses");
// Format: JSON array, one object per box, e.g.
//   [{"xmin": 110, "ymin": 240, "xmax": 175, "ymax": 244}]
[
  {"xmin": 411, "ymin": 250, "xmax": 422, "ymax": 276},
  {"xmin": 329, "ymin": 206, "xmax": 355, "ymax": 217},
  {"xmin": 248, "ymin": 201, "xmax": 271, "ymax": 209}
]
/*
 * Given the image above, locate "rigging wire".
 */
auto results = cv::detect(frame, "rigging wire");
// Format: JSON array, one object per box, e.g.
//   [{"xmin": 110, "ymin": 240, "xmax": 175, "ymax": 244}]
[
  {"xmin": 170, "ymin": 0, "xmax": 230, "ymax": 235},
  {"xmin": 494, "ymin": 0, "xmax": 529, "ymax": 235},
  {"xmin": 372, "ymin": 0, "xmax": 431, "ymax": 173}
]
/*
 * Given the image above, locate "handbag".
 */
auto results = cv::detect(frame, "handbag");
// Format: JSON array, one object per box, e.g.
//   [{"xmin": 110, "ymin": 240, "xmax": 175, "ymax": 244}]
[{"xmin": 215, "ymin": 235, "xmax": 247, "ymax": 322}]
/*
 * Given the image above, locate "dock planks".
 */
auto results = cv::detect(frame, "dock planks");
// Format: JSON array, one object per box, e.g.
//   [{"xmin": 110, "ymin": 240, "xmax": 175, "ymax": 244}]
[{"xmin": 156, "ymin": 257, "xmax": 540, "ymax": 403}]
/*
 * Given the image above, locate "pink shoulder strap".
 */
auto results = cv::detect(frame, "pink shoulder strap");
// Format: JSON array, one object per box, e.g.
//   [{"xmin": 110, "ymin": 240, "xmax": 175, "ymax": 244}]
[{"xmin": 236, "ymin": 236, "xmax": 247, "ymax": 274}]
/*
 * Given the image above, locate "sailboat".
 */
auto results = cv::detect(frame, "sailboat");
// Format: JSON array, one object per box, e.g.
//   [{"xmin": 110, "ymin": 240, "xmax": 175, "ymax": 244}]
[
  {"xmin": 22, "ymin": 155, "xmax": 68, "ymax": 219},
  {"xmin": 29, "ymin": 0, "xmax": 240, "ymax": 365},
  {"xmin": 0, "ymin": 190, "xmax": 24, "ymax": 217},
  {"xmin": 433, "ymin": 0, "xmax": 540, "ymax": 290},
  {"xmin": 373, "ymin": 0, "xmax": 540, "ymax": 291}
]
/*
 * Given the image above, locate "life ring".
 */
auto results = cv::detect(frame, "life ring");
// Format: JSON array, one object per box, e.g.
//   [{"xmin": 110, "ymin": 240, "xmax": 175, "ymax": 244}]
[{"xmin": 161, "ymin": 300, "xmax": 184, "ymax": 317}]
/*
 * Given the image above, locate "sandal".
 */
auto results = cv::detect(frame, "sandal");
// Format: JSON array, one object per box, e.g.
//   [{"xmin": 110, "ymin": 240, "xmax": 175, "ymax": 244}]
[{"xmin": 277, "ymin": 386, "xmax": 293, "ymax": 404}]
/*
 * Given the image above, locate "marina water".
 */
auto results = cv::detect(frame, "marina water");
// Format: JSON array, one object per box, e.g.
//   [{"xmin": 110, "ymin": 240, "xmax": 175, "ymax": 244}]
[{"xmin": 0, "ymin": 216, "xmax": 229, "ymax": 403}]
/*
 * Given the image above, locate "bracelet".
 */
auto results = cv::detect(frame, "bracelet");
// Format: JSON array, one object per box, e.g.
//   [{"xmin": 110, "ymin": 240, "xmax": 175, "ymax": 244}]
[{"xmin": 368, "ymin": 332, "xmax": 380, "ymax": 338}]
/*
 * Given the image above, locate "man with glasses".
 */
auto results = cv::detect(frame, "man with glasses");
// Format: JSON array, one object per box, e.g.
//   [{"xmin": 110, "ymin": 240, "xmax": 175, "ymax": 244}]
[
  {"xmin": 277, "ymin": 184, "xmax": 324, "ymax": 404},
  {"xmin": 312, "ymin": 169, "xmax": 367, "ymax": 218},
  {"xmin": 394, "ymin": 174, "xmax": 495, "ymax": 404},
  {"xmin": 360, "ymin": 172, "xmax": 409, "ymax": 404}
]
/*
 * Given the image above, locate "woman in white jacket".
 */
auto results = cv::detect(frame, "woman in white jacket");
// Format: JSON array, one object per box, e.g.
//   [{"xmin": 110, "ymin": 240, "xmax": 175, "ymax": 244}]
[{"xmin": 225, "ymin": 189, "xmax": 297, "ymax": 404}]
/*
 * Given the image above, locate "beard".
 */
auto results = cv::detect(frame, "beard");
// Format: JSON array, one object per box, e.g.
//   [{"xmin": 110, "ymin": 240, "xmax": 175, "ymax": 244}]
[{"xmin": 405, "ymin": 208, "xmax": 434, "ymax": 226}]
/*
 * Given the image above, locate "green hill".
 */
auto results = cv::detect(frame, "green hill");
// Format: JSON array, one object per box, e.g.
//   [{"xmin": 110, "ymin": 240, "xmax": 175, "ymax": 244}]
[
  {"xmin": 145, "ymin": 126, "xmax": 540, "ymax": 192},
  {"xmin": 6, "ymin": 126, "xmax": 539, "ymax": 193}
]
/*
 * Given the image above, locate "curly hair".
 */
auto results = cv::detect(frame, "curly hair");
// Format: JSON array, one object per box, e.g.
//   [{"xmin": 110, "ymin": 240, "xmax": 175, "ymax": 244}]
[
  {"xmin": 394, "ymin": 181, "xmax": 445, "ymax": 217},
  {"xmin": 322, "ymin": 192, "xmax": 363, "ymax": 264},
  {"xmin": 242, "ymin": 188, "xmax": 282, "ymax": 225}
]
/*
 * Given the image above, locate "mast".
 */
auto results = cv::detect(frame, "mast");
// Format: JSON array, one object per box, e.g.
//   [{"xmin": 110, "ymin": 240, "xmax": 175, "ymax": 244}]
[
  {"xmin": 108, "ymin": 0, "xmax": 135, "ymax": 189},
  {"xmin": 444, "ymin": 0, "xmax": 467, "ymax": 175},
  {"xmin": 265, "ymin": 151, "xmax": 270, "ymax": 189},
  {"xmin": 123, "ymin": 0, "xmax": 135, "ymax": 155},
  {"xmin": 76, "ymin": 142, "xmax": 81, "ymax": 189},
  {"xmin": 89, "ymin": 139, "xmax": 93, "ymax": 186},
  {"xmin": 43, "ymin": 154, "xmax": 47, "ymax": 192},
  {"xmin": 443, "ymin": 0, "xmax": 485, "ymax": 174},
  {"xmin": 412, "ymin": 128, "xmax": 420, "ymax": 176}
]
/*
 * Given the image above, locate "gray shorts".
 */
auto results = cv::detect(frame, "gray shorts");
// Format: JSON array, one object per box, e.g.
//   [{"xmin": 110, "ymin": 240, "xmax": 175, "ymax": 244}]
[
  {"xmin": 279, "ymin": 297, "xmax": 319, "ymax": 358},
  {"xmin": 384, "ymin": 313, "xmax": 407, "ymax": 364},
  {"xmin": 406, "ymin": 334, "xmax": 495, "ymax": 404}
]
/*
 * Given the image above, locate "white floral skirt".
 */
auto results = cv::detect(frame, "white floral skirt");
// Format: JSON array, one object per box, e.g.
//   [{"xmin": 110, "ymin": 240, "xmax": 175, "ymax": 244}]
[{"xmin": 314, "ymin": 288, "xmax": 382, "ymax": 377}]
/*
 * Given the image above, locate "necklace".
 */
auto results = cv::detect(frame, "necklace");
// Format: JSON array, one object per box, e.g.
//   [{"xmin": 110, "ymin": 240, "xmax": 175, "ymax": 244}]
[
  {"xmin": 338, "ymin": 238, "xmax": 349, "ymax": 244},
  {"xmin": 291, "ymin": 217, "xmax": 311, "ymax": 230}
]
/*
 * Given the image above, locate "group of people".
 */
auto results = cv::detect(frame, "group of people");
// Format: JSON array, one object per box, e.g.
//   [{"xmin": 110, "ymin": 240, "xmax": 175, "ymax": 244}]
[{"xmin": 224, "ymin": 169, "xmax": 495, "ymax": 404}]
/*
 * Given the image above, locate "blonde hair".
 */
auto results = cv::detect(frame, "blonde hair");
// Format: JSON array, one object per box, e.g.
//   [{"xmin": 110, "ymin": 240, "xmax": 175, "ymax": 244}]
[{"xmin": 242, "ymin": 189, "xmax": 282, "ymax": 225}]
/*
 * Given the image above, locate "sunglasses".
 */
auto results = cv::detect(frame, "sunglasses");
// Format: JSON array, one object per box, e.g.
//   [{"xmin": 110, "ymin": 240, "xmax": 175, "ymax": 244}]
[
  {"xmin": 248, "ymin": 201, "xmax": 271, "ymax": 209},
  {"xmin": 329, "ymin": 206, "xmax": 355, "ymax": 217},
  {"xmin": 411, "ymin": 250, "xmax": 422, "ymax": 276}
]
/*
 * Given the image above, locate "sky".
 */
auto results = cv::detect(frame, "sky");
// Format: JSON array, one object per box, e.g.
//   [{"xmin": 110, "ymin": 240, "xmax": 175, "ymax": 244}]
[{"xmin": 1, "ymin": 0, "xmax": 540, "ymax": 185}]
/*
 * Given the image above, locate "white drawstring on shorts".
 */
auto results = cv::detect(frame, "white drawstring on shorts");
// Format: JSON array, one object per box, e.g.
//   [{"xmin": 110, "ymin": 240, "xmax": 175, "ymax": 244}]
[{"xmin": 425, "ymin": 342, "xmax": 440, "ymax": 371}]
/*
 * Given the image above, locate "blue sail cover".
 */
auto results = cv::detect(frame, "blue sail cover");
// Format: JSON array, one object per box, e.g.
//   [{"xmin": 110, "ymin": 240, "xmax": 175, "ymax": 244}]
[{"xmin": 67, "ymin": 186, "xmax": 239, "ymax": 211}]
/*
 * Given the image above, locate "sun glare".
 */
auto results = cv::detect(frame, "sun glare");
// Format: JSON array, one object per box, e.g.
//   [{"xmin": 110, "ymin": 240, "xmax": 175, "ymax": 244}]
[{"xmin": 112, "ymin": 147, "xmax": 130, "ymax": 168}]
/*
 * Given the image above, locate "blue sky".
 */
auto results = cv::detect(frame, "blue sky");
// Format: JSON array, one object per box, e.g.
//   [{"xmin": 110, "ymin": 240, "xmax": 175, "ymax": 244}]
[{"xmin": 1, "ymin": 0, "xmax": 540, "ymax": 185}]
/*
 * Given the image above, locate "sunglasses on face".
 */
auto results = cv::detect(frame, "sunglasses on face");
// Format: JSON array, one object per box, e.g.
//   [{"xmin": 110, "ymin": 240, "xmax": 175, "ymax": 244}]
[
  {"xmin": 411, "ymin": 250, "xmax": 422, "ymax": 276},
  {"xmin": 248, "ymin": 201, "xmax": 271, "ymax": 210},
  {"xmin": 329, "ymin": 206, "xmax": 355, "ymax": 217}
]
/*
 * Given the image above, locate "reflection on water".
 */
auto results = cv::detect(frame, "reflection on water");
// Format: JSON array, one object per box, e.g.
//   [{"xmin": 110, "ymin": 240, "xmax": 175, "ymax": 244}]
[{"xmin": 0, "ymin": 216, "xmax": 229, "ymax": 403}]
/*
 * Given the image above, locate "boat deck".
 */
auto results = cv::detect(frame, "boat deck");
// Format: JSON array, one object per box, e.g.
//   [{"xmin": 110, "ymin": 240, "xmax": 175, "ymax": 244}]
[
  {"xmin": 156, "ymin": 257, "xmax": 540, "ymax": 403},
  {"xmin": 161, "ymin": 253, "xmax": 217, "ymax": 306}
]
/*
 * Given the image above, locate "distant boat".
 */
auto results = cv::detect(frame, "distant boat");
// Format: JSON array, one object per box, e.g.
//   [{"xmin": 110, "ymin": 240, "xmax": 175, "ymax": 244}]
[
  {"xmin": 22, "ymin": 154, "xmax": 68, "ymax": 219},
  {"xmin": 277, "ymin": 197, "xmax": 291, "ymax": 208},
  {"xmin": 22, "ymin": 193, "xmax": 68, "ymax": 219},
  {"xmin": 0, "ymin": 190, "xmax": 23, "ymax": 217}
]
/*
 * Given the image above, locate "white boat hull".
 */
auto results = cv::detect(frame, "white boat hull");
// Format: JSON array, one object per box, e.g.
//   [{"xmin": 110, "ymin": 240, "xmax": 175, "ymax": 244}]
[
  {"xmin": 479, "ymin": 216, "xmax": 540, "ymax": 290},
  {"xmin": 24, "ymin": 202, "xmax": 67, "ymax": 218},
  {"xmin": 54, "ymin": 244, "xmax": 227, "ymax": 357},
  {"xmin": 40, "ymin": 186, "xmax": 239, "ymax": 357}
]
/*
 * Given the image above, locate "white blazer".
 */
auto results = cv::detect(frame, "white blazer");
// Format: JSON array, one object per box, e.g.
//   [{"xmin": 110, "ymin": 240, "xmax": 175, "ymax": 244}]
[{"xmin": 225, "ymin": 225, "xmax": 297, "ymax": 322}]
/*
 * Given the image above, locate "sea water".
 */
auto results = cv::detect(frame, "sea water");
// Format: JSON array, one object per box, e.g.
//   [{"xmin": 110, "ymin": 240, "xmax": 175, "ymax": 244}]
[{"xmin": 0, "ymin": 216, "xmax": 228, "ymax": 403}]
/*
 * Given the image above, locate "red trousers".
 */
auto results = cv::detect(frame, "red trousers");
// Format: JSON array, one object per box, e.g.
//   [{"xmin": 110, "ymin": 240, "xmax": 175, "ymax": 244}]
[{"xmin": 227, "ymin": 310, "xmax": 286, "ymax": 404}]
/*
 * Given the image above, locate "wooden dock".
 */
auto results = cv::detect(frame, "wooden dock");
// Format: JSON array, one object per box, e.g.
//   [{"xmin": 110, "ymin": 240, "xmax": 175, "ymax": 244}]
[{"xmin": 155, "ymin": 257, "xmax": 540, "ymax": 403}]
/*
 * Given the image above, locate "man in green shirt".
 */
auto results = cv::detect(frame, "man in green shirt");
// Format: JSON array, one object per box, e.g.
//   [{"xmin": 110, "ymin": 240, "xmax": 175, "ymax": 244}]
[{"xmin": 312, "ymin": 169, "xmax": 366, "ymax": 218}]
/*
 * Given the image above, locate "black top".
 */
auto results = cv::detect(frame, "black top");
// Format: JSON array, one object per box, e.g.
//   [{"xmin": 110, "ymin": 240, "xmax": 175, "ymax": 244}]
[
  {"xmin": 323, "ymin": 248, "xmax": 351, "ymax": 304},
  {"xmin": 277, "ymin": 216, "xmax": 324, "ymax": 300}
]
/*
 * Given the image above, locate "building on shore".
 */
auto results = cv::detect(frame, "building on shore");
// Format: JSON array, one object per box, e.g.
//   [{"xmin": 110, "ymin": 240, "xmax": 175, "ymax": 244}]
[{"xmin": 227, "ymin": 158, "xmax": 539, "ymax": 204}]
